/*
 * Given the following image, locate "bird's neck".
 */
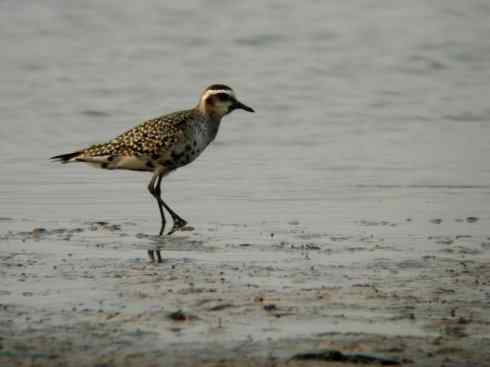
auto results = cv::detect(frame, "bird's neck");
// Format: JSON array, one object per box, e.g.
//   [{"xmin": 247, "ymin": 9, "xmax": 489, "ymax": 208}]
[
  {"xmin": 205, "ymin": 117, "xmax": 221, "ymax": 143},
  {"xmin": 196, "ymin": 102, "xmax": 226, "ymax": 122},
  {"xmin": 193, "ymin": 107, "xmax": 222, "ymax": 142}
]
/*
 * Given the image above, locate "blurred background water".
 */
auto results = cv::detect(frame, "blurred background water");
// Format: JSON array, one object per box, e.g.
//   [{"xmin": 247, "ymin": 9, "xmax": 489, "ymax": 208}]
[{"xmin": 1, "ymin": 0, "xmax": 489, "ymax": 235}]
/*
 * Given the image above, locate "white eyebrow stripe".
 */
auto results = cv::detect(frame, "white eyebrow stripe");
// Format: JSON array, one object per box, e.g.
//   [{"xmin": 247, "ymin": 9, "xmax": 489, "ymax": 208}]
[{"xmin": 201, "ymin": 89, "xmax": 235, "ymax": 101}]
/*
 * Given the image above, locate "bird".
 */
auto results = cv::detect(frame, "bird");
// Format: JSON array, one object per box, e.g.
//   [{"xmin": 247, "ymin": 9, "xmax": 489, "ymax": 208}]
[{"xmin": 51, "ymin": 84, "xmax": 254, "ymax": 263}]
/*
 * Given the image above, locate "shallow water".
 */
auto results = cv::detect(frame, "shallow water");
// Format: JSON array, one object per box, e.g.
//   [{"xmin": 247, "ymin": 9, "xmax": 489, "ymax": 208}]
[{"xmin": 1, "ymin": 0, "xmax": 490, "ymax": 238}]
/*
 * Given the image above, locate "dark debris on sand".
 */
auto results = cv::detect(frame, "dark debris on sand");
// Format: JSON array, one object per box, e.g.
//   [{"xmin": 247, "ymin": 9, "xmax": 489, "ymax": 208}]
[{"xmin": 289, "ymin": 349, "xmax": 403, "ymax": 365}]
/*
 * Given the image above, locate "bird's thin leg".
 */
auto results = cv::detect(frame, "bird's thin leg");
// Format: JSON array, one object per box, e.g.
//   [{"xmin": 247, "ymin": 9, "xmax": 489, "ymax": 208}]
[
  {"xmin": 154, "ymin": 177, "xmax": 187, "ymax": 235},
  {"xmin": 150, "ymin": 174, "xmax": 166, "ymax": 236},
  {"xmin": 147, "ymin": 173, "xmax": 165, "ymax": 263}
]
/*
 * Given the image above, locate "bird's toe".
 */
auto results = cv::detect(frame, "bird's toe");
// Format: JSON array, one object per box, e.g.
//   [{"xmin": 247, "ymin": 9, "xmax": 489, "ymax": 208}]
[{"xmin": 168, "ymin": 218, "xmax": 188, "ymax": 235}]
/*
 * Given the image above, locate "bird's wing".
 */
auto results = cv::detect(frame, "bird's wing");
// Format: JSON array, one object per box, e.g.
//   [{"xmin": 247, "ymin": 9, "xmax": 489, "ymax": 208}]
[
  {"xmin": 85, "ymin": 121, "xmax": 182, "ymax": 158},
  {"xmin": 51, "ymin": 111, "xmax": 194, "ymax": 171},
  {"xmin": 80, "ymin": 110, "xmax": 193, "ymax": 159}
]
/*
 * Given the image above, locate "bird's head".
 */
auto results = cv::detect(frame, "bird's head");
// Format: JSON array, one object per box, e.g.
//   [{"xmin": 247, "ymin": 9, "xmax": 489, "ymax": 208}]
[{"xmin": 198, "ymin": 84, "xmax": 254, "ymax": 119}]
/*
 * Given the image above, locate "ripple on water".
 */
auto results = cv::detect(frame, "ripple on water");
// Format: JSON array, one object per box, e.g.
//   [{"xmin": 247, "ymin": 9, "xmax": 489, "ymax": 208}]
[
  {"xmin": 80, "ymin": 110, "xmax": 111, "ymax": 118},
  {"xmin": 443, "ymin": 111, "xmax": 490, "ymax": 123},
  {"xmin": 234, "ymin": 33, "xmax": 286, "ymax": 47}
]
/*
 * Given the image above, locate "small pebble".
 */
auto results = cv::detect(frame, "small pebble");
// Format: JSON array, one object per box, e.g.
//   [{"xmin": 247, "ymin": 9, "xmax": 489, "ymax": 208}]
[
  {"xmin": 263, "ymin": 304, "xmax": 277, "ymax": 311},
  {"xmin": 168, "ymin": 310, "xmax": 192, "ymax": 321}
]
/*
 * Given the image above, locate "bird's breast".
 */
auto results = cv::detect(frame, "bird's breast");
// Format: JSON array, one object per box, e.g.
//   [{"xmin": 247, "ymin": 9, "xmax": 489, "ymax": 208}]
[{"xmin": 160, "ymin": 123, "xmax": 213, "ymax": 169}]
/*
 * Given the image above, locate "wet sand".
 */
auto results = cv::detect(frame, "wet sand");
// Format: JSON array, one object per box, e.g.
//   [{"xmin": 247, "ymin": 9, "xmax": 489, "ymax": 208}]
[{"xmin": 1, "ymin": 217, "xmax": 489, "ymax": 366}]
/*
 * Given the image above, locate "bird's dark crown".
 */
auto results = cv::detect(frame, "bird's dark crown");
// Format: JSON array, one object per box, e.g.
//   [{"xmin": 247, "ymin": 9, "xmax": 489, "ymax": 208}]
[{"xmin": 205, "ymin": 84, "xmax": 233, "ymax": 92}]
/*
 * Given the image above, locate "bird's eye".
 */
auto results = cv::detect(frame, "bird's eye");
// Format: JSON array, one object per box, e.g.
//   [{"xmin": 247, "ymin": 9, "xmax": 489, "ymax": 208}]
[{"xmin": 216, "ymin": 93, "xmax": 230, "ymax": 101}]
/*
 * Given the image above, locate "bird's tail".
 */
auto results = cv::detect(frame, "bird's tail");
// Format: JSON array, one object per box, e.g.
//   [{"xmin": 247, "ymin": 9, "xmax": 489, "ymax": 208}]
[{"xmin": 50, "ymin": 151, "xmax": 82, "ymax": 163}]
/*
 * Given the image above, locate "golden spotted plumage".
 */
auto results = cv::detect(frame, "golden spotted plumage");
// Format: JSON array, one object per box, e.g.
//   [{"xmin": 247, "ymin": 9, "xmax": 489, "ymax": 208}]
[{"xmin": 80, "ymin": 110, "xmax": 194, "ymax": 160}]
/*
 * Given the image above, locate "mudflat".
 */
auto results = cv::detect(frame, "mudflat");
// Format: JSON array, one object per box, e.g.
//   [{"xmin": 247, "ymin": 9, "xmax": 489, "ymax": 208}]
[{"xmin": 1, "ymin": 216, "xmax": 489, "ymax": 366}]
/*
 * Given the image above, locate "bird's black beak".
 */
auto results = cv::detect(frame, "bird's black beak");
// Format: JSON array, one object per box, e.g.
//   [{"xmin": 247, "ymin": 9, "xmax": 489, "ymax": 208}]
[{"xmin": 233, "ymin": 100, "xmax": 255, "ymax": 113}]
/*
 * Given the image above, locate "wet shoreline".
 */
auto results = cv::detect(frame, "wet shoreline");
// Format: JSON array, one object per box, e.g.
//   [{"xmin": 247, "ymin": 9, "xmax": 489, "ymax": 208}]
[{"xmin": 1, "ymin": 217, "xmax": 489, "ymax": 366}]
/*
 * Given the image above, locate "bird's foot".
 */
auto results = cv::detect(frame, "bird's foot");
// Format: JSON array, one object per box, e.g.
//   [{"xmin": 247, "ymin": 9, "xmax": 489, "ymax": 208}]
[{"xmin": 167, "ymin": 217, "xmax": 188, "ymax": 235}]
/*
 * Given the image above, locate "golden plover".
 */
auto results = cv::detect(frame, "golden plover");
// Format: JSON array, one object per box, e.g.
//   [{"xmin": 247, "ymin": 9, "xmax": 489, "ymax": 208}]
[{"xmin": 51, "ymin": 84, "xmax": 254, "ymax": 262}]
